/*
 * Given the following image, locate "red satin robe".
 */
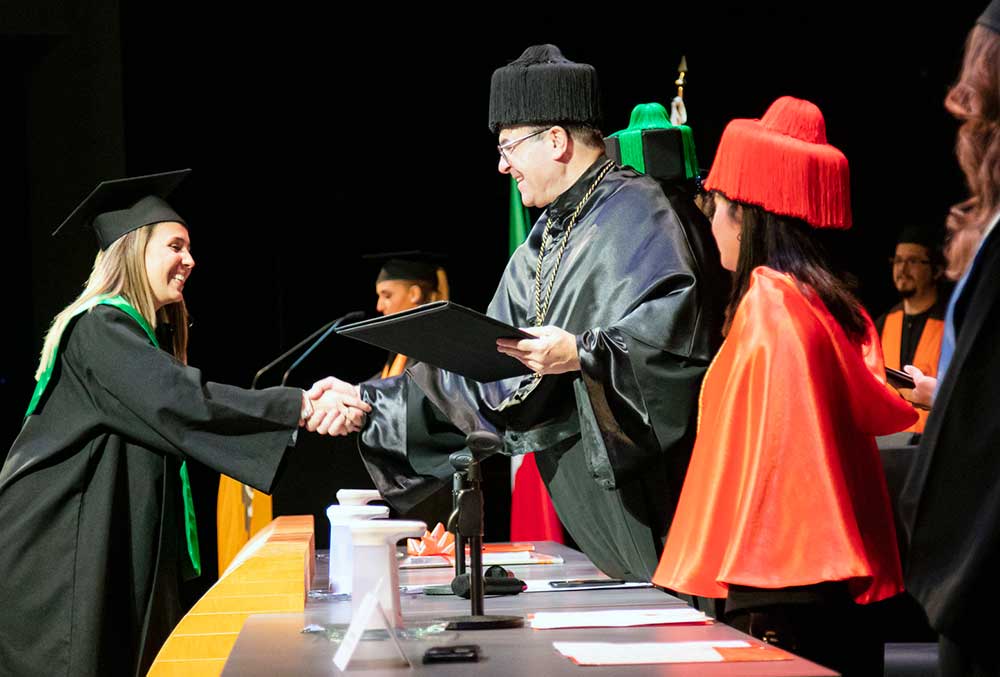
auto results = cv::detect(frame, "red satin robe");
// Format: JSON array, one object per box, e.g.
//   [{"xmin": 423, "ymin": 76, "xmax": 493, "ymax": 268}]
[{"xmin": 653, "ymin": 267, "xmax": 917, "ymax": 604}]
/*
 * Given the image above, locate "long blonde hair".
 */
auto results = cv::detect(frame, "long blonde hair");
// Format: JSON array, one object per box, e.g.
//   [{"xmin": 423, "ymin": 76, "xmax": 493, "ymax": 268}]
[{"xmin": 36, "ymin": 223, "xmax": 190, "ymax": 379}]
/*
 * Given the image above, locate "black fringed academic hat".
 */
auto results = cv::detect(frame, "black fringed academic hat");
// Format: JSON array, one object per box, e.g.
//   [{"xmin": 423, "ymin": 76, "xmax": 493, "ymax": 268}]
[
  {"xmin": 52, "ymin": 169, "xmax": 191, "ymax": 250},
  {"xmin": 488, "ymin": 44, "xmax": 602, "ymax": 134}
]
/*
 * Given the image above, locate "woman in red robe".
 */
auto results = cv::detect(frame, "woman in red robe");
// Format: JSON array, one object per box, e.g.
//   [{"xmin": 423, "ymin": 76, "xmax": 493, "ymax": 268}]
[{"xmin": 652, "ymin": 96, "xmax": 917, "ymax": 676}]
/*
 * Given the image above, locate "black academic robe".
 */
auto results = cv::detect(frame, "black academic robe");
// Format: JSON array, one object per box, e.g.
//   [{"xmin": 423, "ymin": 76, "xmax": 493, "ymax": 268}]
[
  {"xmin": 0, "ymin": 305, "xmax": 301, "ymax": 677},
  {"xmin": 900, "ymin": 222, "xmax": 1000, "ymax": 651},
  {"xmin": 358, "ymin": 158, "xmax": 727, "ymax": 580}
]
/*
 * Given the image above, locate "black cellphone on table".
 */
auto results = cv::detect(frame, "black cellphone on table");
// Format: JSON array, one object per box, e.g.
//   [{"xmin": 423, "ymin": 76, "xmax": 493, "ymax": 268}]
[
  {"xmin": 423, "ymin": 644, "xmax": 481, "ymax": 663},
  {"xmin": 548, "ymin": 578, "xmax": 626, "ymax": 588},
  {"xmin": 886, "ymin": 366, "xmax": 916, "ymax": 390}
]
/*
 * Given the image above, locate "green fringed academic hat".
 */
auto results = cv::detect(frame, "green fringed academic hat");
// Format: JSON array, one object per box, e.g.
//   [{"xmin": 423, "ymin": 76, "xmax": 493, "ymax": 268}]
[
  {"xmin": 488, "ymin": 44, "xmax": 602, "ymax": 133},
  {"xmin": 606, "ymin": 103, "xmax": 699, "ymax": 182},
  {"xmin": 52, "ymin": 169, "xmax": 191, "ymax": 250}
]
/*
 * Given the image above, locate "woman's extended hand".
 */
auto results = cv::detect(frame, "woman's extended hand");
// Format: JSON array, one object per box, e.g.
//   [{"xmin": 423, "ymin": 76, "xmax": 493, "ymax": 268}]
[{"xmin": 302, "ymin": 377, "xmax": 371, "ymax": 435}]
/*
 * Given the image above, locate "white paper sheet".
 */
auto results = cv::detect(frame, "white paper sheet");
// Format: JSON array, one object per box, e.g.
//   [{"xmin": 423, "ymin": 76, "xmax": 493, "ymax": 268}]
[
  {"xmin": 532, "ymin": 607, "xmax": 708, "ymax": 629},
  {"xmin": 552, "ymin": 640, "xmax": 751, "ymax": 665},
  {"xmin": 399, "ymin": 551, "xmax": 564, "ymax": 569}
]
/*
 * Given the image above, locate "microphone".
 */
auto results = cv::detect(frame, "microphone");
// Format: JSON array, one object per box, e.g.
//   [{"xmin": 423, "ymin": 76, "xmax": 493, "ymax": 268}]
[
  {"xmin": 281, "ymin": 311, "xmax": 365, "ymax": 386},
  {"xmin": 250, "ymin": 311, "xmax": 364, "ymax": 389}
]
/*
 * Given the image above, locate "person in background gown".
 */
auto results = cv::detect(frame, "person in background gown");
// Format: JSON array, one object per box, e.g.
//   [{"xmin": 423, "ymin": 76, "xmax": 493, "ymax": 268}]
[
  {"xmin": 875, "ymin": 225, "xmax": 946, "ymax": 434},
  {"xmin": 367, "ymin": 250, "xmax": 449, "ymax": 378}
]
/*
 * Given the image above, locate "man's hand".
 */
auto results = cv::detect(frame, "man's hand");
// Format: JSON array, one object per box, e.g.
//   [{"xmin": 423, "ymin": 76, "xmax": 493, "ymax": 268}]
[
  {"xmin": 304, "ymin": 377, "xmax": 371, "ymax": 435},
  {"xmin": 496, "ymin": 325, "xmax": 580, "ymax": 375},
  {"xmin": 307, "ymin": 376, "xmax": 361, "ymax": 400},
  {"xmin": 902, "ymin": 365, "xmax": 936, "ymax": 410}
]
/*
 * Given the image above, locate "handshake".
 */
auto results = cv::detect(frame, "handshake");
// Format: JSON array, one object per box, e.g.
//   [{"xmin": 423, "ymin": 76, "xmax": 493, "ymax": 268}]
[{"xmin": 297, "ymin": 376, "xmax": 371, "ymax": 436}]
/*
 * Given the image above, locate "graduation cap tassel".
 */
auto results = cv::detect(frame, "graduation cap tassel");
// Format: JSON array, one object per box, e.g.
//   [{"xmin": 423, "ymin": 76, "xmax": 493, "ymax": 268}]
[{"xmin": 670, "ymin": 56, "xmax": 688, "ymax": 126}]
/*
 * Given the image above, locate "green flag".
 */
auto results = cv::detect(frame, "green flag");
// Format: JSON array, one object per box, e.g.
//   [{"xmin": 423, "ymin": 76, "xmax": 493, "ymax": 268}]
[{"xmin": 509, "ymin": 176, "xmax": 531, "ymax": 256}]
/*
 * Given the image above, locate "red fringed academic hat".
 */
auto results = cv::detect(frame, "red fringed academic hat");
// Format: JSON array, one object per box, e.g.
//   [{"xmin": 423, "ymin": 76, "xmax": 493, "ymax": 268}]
[{"xmin": 704, "ymin": 96, "xmax": 851, "ymax": 229}]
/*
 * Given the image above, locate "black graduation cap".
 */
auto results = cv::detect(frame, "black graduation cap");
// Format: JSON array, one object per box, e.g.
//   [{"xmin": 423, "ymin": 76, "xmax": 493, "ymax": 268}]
[
  {"xmin": 980, "ymin": 0, "xmax": 1000, "ymax": 34},
  {"xmin": 896, "ymin": 224, "xmax": 943, "ymax": 250},
  {"xmin": 52, "ymin": 169, "xmax": 191, "ymax": 250},
  {"xmin": 364, "ymin": 251, "xmax": 448, "ymax": 287}
]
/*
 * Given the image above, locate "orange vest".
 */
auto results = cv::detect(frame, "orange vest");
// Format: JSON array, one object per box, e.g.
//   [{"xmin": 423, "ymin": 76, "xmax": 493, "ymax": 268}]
[
  {"xmin": 381, "ymin": 353, "xmax": 408, "ymax": 379},
  {"xmin": 880, "ymin": 307, "xmax": 944, "ymax": 433}
]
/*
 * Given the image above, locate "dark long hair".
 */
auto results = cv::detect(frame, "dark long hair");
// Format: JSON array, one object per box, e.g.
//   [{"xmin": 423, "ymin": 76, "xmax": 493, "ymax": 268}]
[
  {"xmin": 723, "ymin": 196, "xmax": 867, "ymax": 342},
  {"xmin": 943, "ymin": 24, "xmax": 1000, "ymax": 278}
]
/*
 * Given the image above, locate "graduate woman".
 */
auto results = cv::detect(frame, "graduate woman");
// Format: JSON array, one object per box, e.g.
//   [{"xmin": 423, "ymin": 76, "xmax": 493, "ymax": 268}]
[
  {"xmin": 652, "ymin": 97, "xmax": 917, "ymax": 675},
  {"xmin": 0, "ymin": 170, "xmax": 369, "ymax": 677}
]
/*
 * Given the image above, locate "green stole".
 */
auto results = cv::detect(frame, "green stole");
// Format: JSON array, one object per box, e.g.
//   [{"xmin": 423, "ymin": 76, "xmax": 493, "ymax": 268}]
[{"xmin": 25, "ymin": 295, "xmax": 202, "ymax": 578}]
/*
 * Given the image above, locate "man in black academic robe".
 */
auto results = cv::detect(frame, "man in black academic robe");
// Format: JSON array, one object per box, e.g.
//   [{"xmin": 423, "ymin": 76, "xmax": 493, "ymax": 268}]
[{"xmin": 321, "ymin": 45, "xmax": 726, "ymax": 580}]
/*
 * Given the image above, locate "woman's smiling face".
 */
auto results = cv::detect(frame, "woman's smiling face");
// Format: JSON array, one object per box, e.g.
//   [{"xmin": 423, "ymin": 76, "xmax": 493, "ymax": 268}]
[{"xmin": 145, "ymin": 221, "xmax": 194, "ymax": 309}]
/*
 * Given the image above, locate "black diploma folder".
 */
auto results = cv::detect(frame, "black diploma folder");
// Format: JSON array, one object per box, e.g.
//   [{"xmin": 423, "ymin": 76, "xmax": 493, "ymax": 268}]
[{"xmin": 336, "ymin": 301, "xmax": 534, "ymax": 383}]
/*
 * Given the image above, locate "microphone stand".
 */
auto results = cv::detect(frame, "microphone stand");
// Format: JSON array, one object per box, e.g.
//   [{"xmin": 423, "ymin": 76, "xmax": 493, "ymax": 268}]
[
  {"xmin": 250, "ymin": 310, "xmax": 364, "ymax": 389},
  {"xmin": 440, "ymin": 431, "xmax": 524, "ymax": 630}
]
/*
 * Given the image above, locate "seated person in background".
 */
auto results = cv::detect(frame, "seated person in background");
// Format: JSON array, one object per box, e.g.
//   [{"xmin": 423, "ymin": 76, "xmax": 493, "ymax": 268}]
[
  {"xmin": 875, "ymin": 225, "xmax": 946, "ymax": 431},
  {"xmin": 366, "ymin": 250, "xmax": 449, "ymax": 378}
]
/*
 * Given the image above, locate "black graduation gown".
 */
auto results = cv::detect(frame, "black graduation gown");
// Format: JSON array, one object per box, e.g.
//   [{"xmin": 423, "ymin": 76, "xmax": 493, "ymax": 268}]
[
  {"xmin": 0, "ymin": 305, "xmax": 301, "ymax": 677},
  {"xmin": 358, "ymin": 158, "xmax": 727, "ymax": 580},
  {"xmin": 900, "ymin": 223, "xmax": 1000, "ymax": 649}
]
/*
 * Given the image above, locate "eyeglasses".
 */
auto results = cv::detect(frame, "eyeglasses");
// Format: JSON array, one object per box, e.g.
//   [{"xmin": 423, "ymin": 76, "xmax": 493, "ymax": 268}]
[
  {"xmin": 889, "ymin": 257, "xmax": 932, "ymax": 267},
  {"xmin": 498, "ymin": 128, "xmax": 550, "ymax": 164}
]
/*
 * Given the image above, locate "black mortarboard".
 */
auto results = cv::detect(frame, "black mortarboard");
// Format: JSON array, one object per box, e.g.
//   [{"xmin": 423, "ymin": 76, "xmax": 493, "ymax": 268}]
[
  {"xmin": 364, "ymin": 251, "xmax": 447, "ymax": 286},
  {"xmin": 896, "ymin": 224, "xmax": 943, "ymax": 250},
  {"xmin": 488, "ymin": 44, "xmax": 602, "ymax": 133},
  {"xmin": 979, "ymin": 0, "xmax": 1000, "ymax": 34},
  {"xmin": 52, "ymin": 169, "xmax": 191, "ymax": 250},
  {"xmin": 896, "ymin": 224, "xmax": 945, "ymax": 265}
]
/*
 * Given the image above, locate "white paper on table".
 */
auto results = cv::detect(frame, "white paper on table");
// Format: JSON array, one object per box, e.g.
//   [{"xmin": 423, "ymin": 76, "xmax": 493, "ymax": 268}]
[
  {"xmin": 553, "ymin": 640, "xmax": 750, "ymax": 665},
  {"xmin": 400, "ymin": 550, "xmax": 564, "ymax": 569},
  {"xmin": 532, "ymin": 607, "xmax": 708, "ymax": 629},
  {"xmin": 522, "ymin": 579, "xmax": 652, "ymax": 594}
]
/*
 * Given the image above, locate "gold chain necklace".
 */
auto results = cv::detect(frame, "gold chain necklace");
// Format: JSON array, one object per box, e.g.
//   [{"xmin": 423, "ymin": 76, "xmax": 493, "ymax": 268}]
[
  {"xmin": 497, "ymin": 159, "xmax": 615, "ymax": 406},
  {"xmin": 531, "ymin": 160, "xmax": 615, "ymax": 327}
]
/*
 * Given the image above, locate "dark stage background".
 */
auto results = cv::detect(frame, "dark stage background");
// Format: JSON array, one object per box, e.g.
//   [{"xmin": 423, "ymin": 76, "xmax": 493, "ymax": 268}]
[{"xmin": 1, "ymin": 2, "xmax": 982, "ymax": 597}]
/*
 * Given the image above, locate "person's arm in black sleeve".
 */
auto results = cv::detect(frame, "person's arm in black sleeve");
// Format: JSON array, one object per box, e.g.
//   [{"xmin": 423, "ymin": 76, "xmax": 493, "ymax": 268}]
[{"xmin": 68, "ymin": 305, "xmax": 301, "ymax": 492}]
